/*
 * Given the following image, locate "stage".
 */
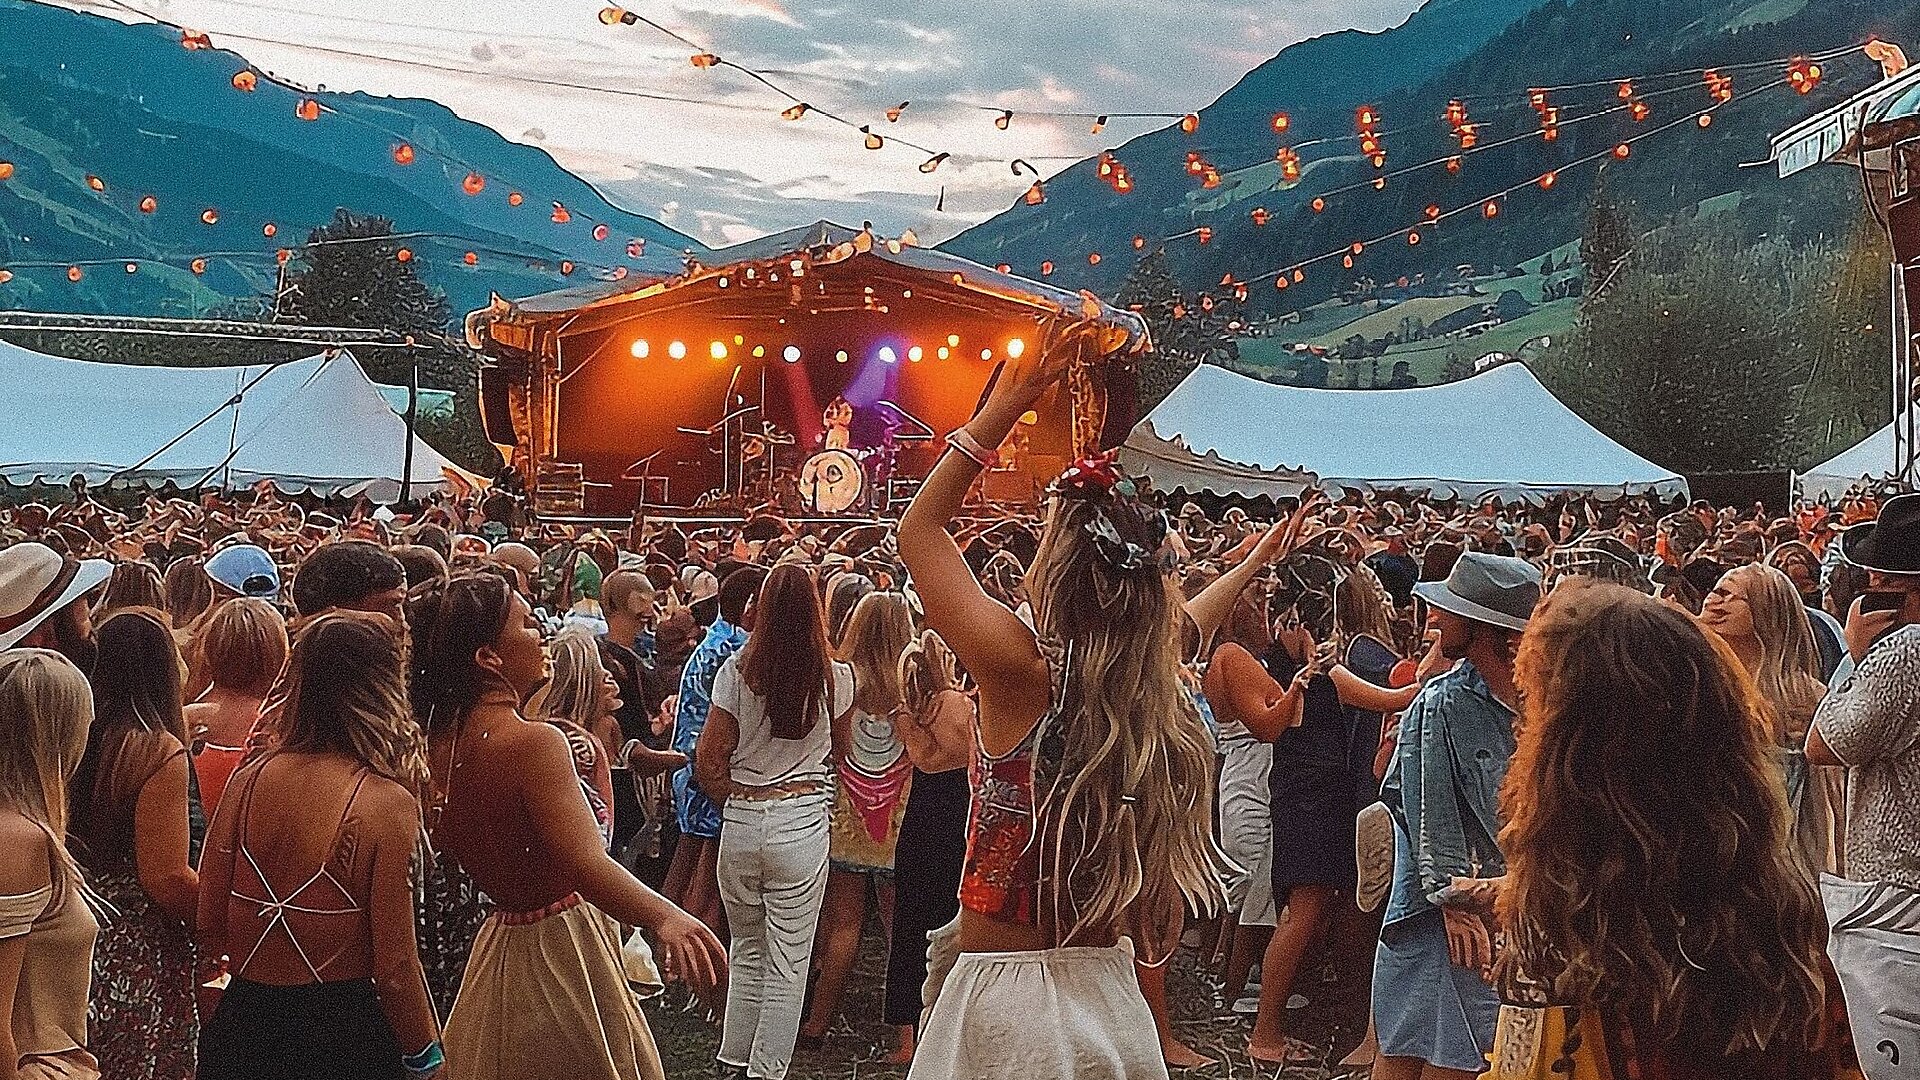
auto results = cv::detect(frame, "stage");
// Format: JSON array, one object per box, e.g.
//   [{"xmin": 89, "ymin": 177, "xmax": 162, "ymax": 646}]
[{"xmin": 472, "ymin": 221, "xmax": 1148, "ymax": 517}]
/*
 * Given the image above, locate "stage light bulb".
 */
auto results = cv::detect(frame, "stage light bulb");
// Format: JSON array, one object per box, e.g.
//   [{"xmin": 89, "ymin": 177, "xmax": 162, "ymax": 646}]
[
  {"xmin": 752, "ymin": 345, "xmax": 765, "ymax": 358},
  {"xmin": 879, "ymin": 346, "xmax": 897, "ymax": 364},
  {"xmin": 937, "ymin": 347, "xmax": 950, "ymax": 360},
  {"xmin": 710, "ymin": 341, "xmax": 728, "ymax": 360},
  {"xmin": 946, "ymin": 334, "xmax": 960, "ymax": 347},
  {"xmin": 980, "ymin": 348, "xmax": 993, "ymax": 361},
  {"xmin": 668, "ymin": 340, "xmax": 687, "ymax": 360},
  {"xmin": 1006, "ymin": 337, "xmax": 1026, "ymax": 359},
  {"xmin": 784, "ymin": 345, "xmax": 801, "ymax": 363},
  {"xmin": 908, "ymin": 346, "xmax": 924, "ymax": 362},
  {"xmin": 734, "ymin": 334, "xmax": 744, "ymax": 346},
  {"xmin": 836, "ymin": 350, "xmax": 849, "ymax": 364},
  {"xmin": 630, "ymin": 340, "xmax": 649, "ymax": 358}
]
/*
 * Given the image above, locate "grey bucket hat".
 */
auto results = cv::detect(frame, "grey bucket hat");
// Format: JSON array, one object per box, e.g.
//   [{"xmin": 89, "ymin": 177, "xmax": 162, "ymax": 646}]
[{"xmin": 1412, "ymin": 550, "xmax": 1541, "ymax": 632}]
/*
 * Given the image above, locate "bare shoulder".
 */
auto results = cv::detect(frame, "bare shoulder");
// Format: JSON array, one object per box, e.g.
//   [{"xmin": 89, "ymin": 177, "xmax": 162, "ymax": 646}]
[
  {"xmin": 0, "ymin": 811, "xmax": 54, "ymax": 894},
  {"xmin": 354, "ymin": 776, "xmax": 424, "ymax": 842}
]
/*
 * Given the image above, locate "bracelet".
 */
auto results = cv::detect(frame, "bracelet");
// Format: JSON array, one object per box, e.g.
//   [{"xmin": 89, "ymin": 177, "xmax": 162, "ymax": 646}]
[
  {"xmin": 402, "ymin": 1040, "xmax": 445, "ymax": 1076},
  {"xmin": 945, "ymin": 427, "xmax": 1001, "ymax": 470}
]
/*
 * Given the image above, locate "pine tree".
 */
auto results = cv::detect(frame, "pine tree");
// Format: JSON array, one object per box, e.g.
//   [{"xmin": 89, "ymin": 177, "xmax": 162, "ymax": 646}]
[
  {"xmin": 1114, "ymin": 249, "xmax": 1240, "ymax": 412},
  {"xmin": 277, "ymin": 209, "xmax": 498, "ymax": 473},
  {"xmin": 1579, "ymin": 174, "xmax": 1635, "ymax": 304}
]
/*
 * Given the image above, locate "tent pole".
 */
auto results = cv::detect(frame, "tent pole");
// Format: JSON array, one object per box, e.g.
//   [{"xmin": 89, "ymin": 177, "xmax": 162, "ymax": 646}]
[{"xmin": 401, "ymin": 340, "xmax": 419, "ymax": 505}]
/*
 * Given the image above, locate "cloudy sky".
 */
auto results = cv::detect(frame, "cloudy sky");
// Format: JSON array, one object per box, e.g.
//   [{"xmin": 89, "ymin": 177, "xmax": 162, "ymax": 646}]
[{"xmin": 64, "ymin": 0, "xmax": 1421, "ymax": 246}]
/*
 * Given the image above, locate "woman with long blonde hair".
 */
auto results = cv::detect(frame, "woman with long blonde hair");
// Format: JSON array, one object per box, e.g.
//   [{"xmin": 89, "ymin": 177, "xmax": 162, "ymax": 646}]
[
  {"xmin": 1698, "ymin": 563, "xmax": 1842, "ymax": 873},
  {"xmin": 197, "ymin": 611, "xmax": 439, "ymax": 1080},
  {"xmin": 536, "ymin": 628, "xmax": 622, "ymax": 849},
  {"xmin": 799, "ymin": 590, "xmax": 917, "ymax": 1048},
  {"xmin": 882, "ymin": 631, "xmax": 975, "ymax": 1061},
  {"xmin": 0, "ymin": 650, "xmax": 100, "ymax": 1080},
  {"xmin": 898, "ymin": 338, "xmax": 1285, "ymax": 1079},
  {"xmin": 1485, "ymin": 581, "xmax": 1850, "ymax": 1079}
]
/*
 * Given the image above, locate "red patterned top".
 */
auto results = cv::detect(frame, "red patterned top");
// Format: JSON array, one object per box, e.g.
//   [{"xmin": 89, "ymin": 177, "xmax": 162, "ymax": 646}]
[{"xmin": 958, "ymin": 641, "xmax": 1067, "ymax": 928}]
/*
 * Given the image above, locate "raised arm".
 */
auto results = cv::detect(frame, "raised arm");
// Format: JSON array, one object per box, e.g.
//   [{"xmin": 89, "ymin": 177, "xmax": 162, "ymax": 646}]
[
  {"xmin": 1204, "ymin": 643, "xmax": 1310, "ymax": 743},
  {"xmin": 1183, "ymin": 494, "xmax": 1322, "ymax": 653},
  {"xmin": 900, "ymin": 335, "xmax": 1075, "ymax": 709},
  {"xmin": 1329, "ymin": 666, "xmax": 1421, "ymax": 714}
]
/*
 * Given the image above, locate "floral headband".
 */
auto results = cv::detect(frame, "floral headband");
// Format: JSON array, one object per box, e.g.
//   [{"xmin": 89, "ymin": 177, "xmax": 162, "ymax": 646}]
[{"xmin": 1048, "ymin": 452, "xmax": 1173, "ymax": 576}]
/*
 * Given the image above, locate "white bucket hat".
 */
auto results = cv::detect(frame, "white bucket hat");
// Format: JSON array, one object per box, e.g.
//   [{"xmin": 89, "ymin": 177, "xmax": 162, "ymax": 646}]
[{"xmin": 0, "ymin": 543, "xmax": 113, "ymax": 651}]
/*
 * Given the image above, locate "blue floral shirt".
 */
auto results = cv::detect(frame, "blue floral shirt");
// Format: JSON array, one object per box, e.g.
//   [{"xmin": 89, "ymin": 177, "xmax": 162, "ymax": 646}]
[{"xmin": 672, "ymin": 617, "xmax": 749, "ymax": 838}]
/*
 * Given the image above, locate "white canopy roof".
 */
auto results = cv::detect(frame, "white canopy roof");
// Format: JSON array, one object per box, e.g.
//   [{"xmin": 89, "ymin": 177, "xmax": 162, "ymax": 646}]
[
  {"xmin": 1798, "ymin": 421, "xmax": 1902, "ymax": 502},
  {"xmin": 0, "ymin": 341, "xmax": 467, "ymax": 501},
  {"xmin": 1122, "ymin": 362, "xmax": 1687, "ymax": 502}
]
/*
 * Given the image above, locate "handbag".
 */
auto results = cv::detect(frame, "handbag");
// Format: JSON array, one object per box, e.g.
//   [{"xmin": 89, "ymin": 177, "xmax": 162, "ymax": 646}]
[{"xmin": 1355, "ymin": 800, "xmax": 1394, "ymax": 913}]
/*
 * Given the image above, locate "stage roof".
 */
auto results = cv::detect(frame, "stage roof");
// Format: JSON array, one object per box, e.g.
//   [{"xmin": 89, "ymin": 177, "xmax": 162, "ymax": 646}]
[
  {"xmin": 478, "ymin": 220, "xmax": 1148, "ymax": 347},
  {"xmin": 1771, "ymin": 62, "xmax": 1920, "ymax": 177},
  {"xmin": 0, "ymin": 342, "xmax": 469, "ymax": 501},
  {"xmin": 1122, "ymin": 362, "xmax": 1687, "ymax": 502}
]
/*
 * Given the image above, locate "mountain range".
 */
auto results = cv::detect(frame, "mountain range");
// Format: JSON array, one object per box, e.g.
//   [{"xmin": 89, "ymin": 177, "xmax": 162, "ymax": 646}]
[
  {"xmin": 940, "ymin": 0, "xmax": 1913, "ymax": 308},
  {"xmin": 0, "ymin": 0, "xmax": 705, "ymax": 319},
  {"xmin": 1, "ymin": 0, "xmax": 1911, "ymax": 329}
]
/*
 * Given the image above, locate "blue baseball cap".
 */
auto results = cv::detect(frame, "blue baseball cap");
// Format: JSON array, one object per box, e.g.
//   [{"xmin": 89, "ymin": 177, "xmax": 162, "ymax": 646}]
[{"xmin": 205, "ymin": 544, "xmax": 281, "ymax": 599}]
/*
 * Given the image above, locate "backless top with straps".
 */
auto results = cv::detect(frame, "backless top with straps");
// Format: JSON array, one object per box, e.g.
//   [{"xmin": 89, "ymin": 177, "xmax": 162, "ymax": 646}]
[
  {"xmin": 957, "ymin": 639, "xmax": 1070, "ymax": 928},
  {"xmin": 226, "ymin": 757, "xmax": 369, "ymax": 982}
]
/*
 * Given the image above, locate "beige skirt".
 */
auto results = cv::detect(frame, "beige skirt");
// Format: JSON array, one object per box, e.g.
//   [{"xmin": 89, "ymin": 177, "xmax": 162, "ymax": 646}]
[{"xmin": 443, "ymin": 895, "xmax": 665, "ymax": 1080}]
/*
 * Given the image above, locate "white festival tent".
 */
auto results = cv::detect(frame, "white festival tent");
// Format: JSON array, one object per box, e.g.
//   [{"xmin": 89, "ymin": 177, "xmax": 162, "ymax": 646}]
[
  {"xmin": 0, "ymin": 341, "xmax": 471, "ymax": 501},
  {"xmin": 1122, "ymin": 362, "xmax": 1688, "ymax": 503},
  {"xmin": 1798, "ymin": 421, "xmax": 1900, "ymax": 501}
]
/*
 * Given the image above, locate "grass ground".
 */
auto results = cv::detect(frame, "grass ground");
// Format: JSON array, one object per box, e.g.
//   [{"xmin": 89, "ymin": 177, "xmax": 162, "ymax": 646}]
[{"xmin": 643, "ymin": 908, "xmax": 1380, "ymax": 1080}]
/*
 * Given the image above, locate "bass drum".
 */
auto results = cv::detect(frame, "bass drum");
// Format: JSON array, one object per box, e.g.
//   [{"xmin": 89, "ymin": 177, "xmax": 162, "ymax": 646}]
[{"xmin": 800, "ymin": 449, "xmax": 865, "ymax": 514}]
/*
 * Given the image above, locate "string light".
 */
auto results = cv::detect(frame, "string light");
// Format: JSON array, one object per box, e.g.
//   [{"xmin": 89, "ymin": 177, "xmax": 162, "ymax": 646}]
[
  {"xmin": 0, "ymin": 162, "xmax": 11, "ymax": 180},
  {"xmin": 887, "ymin": 102, "xmax": 909, "ymax": 122},
  {"xmin": 710, "ymin": 341, "xmax": 728, "ymax": 359},
  {"xmin": 598, "ymin": 6, "xmax": 640, "ymax": 25},
  {"xmin": 861, "ymin": 126, "xmax": 885, "ymax": 150},
  {"xmin": 995, "ymin": 110, "xmax": 1013, "ymax": 130},
  {"xmin": 669, "ymin": 340, "xmax": 687, "ymax": 360},
  {"xmin": 139, "ymin": 195, "xmax": 157, "ymax": 213},
  {"xmin": 920, "ymin": 153, "xmax": 948, "ymax": 173},
  {"xmin": 462, "ymin": 172, "xmax": 486, "ymax": 195},
  {"xmin": 392, "ymin": 143, "xmax": 415, "ymax": 165},
  {"xmin": 781, "ymin": 103, "xmax": 809, "ymax": 120},
  {"xmin": 295, "ymin": 98, "xmax": 321, "ymax": 121},
  {"xmin": 231, "ymin": 70, "xmax": 257, "ymax": 92},
  {"xmin": 1271, "ymin": 112, "xmax": 1291, "ymax": 134},
  {"xmin": 784, "ymin": 345, "xmax": 801, "ymax": 363}
]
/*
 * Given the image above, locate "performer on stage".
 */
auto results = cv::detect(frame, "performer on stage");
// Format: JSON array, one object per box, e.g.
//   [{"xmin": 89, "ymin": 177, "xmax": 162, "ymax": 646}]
[{"xmin": 823, "ymin": 396, "xmax": 854, "ymax": 452}]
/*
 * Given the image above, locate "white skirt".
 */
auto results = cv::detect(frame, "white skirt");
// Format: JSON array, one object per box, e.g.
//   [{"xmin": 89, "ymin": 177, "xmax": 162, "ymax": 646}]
[
  {"xmin": 1217, "ymin": 737, "xmax": 1276, "ymax": 927},
  {"xmin": 909, "ymin": 918, "xmax": 1168, "ymax": 1080}
]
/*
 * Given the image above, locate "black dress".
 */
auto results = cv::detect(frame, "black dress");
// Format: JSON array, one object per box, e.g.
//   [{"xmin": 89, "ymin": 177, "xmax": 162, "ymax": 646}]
[
  {"xmin": 1263, "ymin": 636, "xmax": 1396, "ymax": 899},
  {"xmin": 883, "ymin": 766, "xmax": 970, "ymax": 1027}
]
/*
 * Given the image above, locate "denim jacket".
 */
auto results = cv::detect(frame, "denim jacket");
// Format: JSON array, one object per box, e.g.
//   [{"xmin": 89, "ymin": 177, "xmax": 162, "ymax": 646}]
[{"xmin": 1379, "ymin": 658, "xmax": 1516, "ymax": 925}]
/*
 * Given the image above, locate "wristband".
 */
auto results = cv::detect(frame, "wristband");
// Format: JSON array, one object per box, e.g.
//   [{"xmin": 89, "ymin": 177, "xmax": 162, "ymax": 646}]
[
  {"xmin": 403, "ymin": 1040, "xmax": 445, "ymax": 1077},
  {"xmin": 945, "ymin": 427, "xmax": 1001, "ymax": 470}
]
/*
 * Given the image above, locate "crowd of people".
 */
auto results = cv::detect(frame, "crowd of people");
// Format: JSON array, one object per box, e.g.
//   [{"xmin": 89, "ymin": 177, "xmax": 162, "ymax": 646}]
[{"xmin": 0, "ymin": 349, "xmax": 1915, "ymax": 1080}]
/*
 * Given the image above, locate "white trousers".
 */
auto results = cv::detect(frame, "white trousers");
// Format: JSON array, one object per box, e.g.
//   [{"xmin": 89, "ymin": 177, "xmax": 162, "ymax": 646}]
[
  {"xmin": 1821, "ymin": 873, "xmax": 1920, "ymax": 1080},
  {"xmin": 716, "ymin": 794, "xmax": 831, "ymax": 1080}
]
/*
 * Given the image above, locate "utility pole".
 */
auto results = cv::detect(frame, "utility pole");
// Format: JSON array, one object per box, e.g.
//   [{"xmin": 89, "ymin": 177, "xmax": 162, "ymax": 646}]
[{"xmin": 400, "ymin": 336, "xmax": 419, "ymax": 505}]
